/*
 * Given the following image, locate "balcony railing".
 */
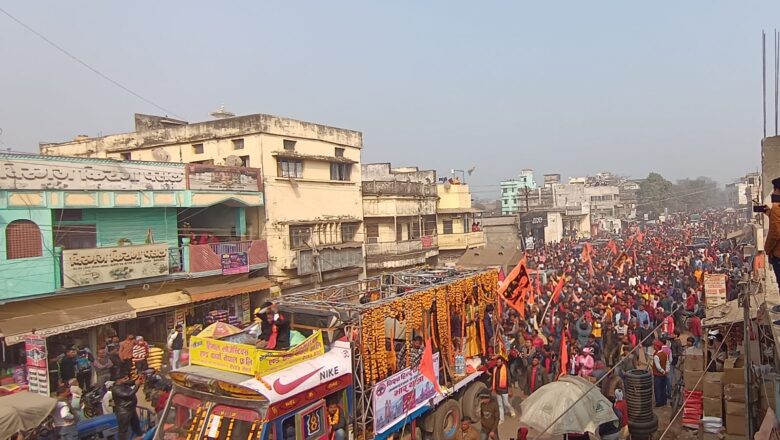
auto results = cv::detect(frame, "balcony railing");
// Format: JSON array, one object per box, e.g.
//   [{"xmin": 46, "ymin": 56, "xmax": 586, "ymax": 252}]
[
  {"xmin": 362, "ymin": 180, "xmax": 437, "ymax": 197},
  {"xmin": 365, "ymin": 236, "xmax": 438, "ymax": 257},
  {"xmin": 438, "ymin": 231, "xmax": 486, "ymax": 250},
  {"xmin": 187, "ymin": 240, "xmax": 268, "ymax": 275}
]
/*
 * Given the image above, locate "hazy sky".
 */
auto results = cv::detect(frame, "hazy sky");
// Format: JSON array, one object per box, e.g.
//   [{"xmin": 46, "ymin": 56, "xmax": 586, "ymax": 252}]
[{"xmin": 1, "ymin": 2, "xmax": 778, "ymax": 199}]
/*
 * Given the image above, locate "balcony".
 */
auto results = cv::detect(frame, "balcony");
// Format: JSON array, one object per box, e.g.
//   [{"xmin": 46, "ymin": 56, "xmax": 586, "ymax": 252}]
[
  {"xmin": 362, "ymin": 181, "xmax": 437, "ymax": 197},
  {"xmin": 187, "ymin": 240, "xmax": 269, "ymax": 276},
  {"xmin": 365, "ymin": 236, "xmax": 438, "ymax": 270},
  {"xmin": 297, "ymin": 246, "xmax": 363, "ymax": 276},
  {"xmin": 438, "ymin": 231, "xmax": 486, "ymax": 250}
]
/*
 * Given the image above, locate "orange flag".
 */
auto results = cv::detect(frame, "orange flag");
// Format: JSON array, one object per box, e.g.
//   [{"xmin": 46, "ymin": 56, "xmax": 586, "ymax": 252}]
[
  {"xmin": 551, "ymin": 275, "xmax": 566, "ymax": 303},
  {"xmin": 498, "ymin": 255, "xmax": 526, "ymax": 296},
  {"xmin": 559, "ymin": 330, "xmax": 569, "ymax": 378},
  {"xmin": 636, "ymin": 231, "xmax": 645, "ymax": 243},
  {"xmin": 500, "ymin": 260, "xmax": 531, "ymax": 313},
  {"xmin": 419, "ymin": 338, "xmax": 441, "ymax": 394},
  {"xmin": 607, "ymin": 239, "xmax": 618, "ymax": 256}
]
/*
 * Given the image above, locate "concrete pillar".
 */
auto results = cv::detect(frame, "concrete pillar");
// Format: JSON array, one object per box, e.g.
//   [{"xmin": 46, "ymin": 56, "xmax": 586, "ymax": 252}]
[{"xmin": 762, "ymin": 136, "xmax": 780, "ymax": 203}]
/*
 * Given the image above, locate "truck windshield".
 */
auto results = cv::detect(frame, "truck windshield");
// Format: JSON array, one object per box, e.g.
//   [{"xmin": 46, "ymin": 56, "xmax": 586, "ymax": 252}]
[{"xmin": 159, "ymin": 392, "xmax": 264, "ymax": 440}]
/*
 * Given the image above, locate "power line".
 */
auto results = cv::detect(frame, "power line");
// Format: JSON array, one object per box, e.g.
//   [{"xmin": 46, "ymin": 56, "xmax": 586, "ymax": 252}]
[{"xmin": 0, "ymin": 6, "xmax": 181, "ymax": 118}]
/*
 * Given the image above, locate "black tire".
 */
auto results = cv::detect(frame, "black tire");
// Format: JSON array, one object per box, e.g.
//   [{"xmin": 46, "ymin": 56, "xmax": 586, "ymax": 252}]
[
  {"xmin": 459, "ymin": 381, "xmax": 487, "ymax": 423},
  {"xmin": 628, "ymin": 414, "xmax": 659, "ymax": 432},
  {"xmin": 431, "ymin": 399, "xmax": 462, "ymax": 440},
  {"xmin": 399, "ymin": 426, "xmax": 424, "ymax": 440}
]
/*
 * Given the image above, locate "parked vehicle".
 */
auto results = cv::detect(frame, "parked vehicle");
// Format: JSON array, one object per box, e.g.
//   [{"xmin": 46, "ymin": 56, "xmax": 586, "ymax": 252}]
[
  {"xmin": 0, "ymin": 391, "xmax": 56, "ymax": 440},
  {"xmin": 156, "ymin": 269, "xmax": 500, "ymax": 440}
]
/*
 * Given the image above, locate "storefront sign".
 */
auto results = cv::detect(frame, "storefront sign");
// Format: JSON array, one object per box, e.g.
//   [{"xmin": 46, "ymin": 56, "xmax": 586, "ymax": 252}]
[
  {"xmin": 704, "ymin": 274, "xmax": 727, "ymax": 309},
  {"xmin": 62, "ymin": 243, "xmax": 170, "ymax": 288},
  {"xmin": 24, "ymin": 335, "xmax": 49, "ymax": 396},
  {"xmin": 221, "ymin": 252, "xmax": 249, "ymax": 275},
  {"xmin": 241, "ymin": 294, "xmax": 251, "ymax": 324},
  {"xmin": 189, "ymin": 336, "xmax": 255, "ymax": 375},
  {"xmin": 0, "ymin": 159, "xmax": 186, "ymax": 191},
  {"xmin": 186, "ymin": 164, "xmax": 262, "ymax": 192},
  {"xmin": 255, "ymin": 331, "xmax": 325, "ymax": 377},
  {"xmin": 373, "ymin": 353, "xmax": 440, "ymax": 434},
  {"xmin": 525, "ymin": 213, "xmax": 548, "ymax": 228}
]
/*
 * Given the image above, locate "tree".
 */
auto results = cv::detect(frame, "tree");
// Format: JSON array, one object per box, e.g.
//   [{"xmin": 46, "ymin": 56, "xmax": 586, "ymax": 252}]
[
  {"xmin": 672, "ymin": 177, "xmax": 726, "ymax": 213},
  {"xmin": 637, "ymin": 172, "xmax": 674, "ymax": 218}
]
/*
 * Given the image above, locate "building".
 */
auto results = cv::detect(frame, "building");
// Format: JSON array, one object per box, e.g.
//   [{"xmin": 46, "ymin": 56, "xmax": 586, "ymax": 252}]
[
  {"xmin": 41, "ymin": 112, "xmax": 366, "ymax": 292},
  {"xmin": 726, "ymin": 172, "xmax": 761, "ymax": 208},
  {"xmin": 436, "ymin": 182, "xmax": 485, "ymax": 264},
  {"xmin": 0, "ymin": 153, "xmax": 270, "ymax": 388},
  {"xmin": 361, "ymin": 163, "xmax": 439, "ymax": 275},
  {"xmin": 618, "ymin": 180, "xmax": 641, "ymax": 219},
  {"xmin": 457, "ymin": 245, "xmax": 524, "ymax": 277},
  {"xmin": 481, "ymin": 216, "xmax": 521, "ymax": 249},
  {"xmin": 584, "ymin": 184, "xmax": 621, "ymax": 234},
  {"xmin": 500, "ymin": 169, "xmax": 537, "ymax": 215}
]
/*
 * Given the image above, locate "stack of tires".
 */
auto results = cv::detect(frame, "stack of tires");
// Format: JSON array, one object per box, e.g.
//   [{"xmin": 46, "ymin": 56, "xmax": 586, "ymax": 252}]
[{"xmin": 624, "ymin": 369, "xmax": 658, "ymax": 440}]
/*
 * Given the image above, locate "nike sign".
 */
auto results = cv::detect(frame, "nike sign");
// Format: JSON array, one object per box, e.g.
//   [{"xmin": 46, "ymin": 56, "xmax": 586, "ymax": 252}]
[{"xmin": 272, "ymin": 367, "xmax": 323, "ymax": 395}]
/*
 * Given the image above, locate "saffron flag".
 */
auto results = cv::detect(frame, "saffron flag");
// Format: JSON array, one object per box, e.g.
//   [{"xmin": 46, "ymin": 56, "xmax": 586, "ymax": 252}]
[
  {"xmin": 419, "ymin": 337, "xmax": 441, "ymax": 394},
  {"xmin": 551, "ymin": 275, "xmax": 566, "ymax": 303},
  {"xmin": 581, "ymin": 242, "xmax": 593, "ymax": 263},
  {"xmin": 498, "ymin": 256, "xmax": 526, "ymax": 296},
  {"xmin": 500, "ymin": 260, "xmax": 531, "ymax": 314},
  {"xmin": 559, "ymin": 330, "xmax": 568, "ymax": 378},
  {"xmin": 612, "ymin": 251, "xmax": 629, "ymax": 271},
  {"xmin": 607, "ymin": 239, "xmax": 619, "ymax": 256},
  {"xmin": 636, "ymin": 231, "xmax": 645, "ymax": 243}
]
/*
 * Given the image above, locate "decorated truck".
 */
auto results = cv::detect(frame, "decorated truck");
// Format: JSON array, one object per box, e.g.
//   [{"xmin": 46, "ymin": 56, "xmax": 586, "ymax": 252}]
[{"xmin": 155, "ymin": 268, "xmax": 500, "ymax": 440}]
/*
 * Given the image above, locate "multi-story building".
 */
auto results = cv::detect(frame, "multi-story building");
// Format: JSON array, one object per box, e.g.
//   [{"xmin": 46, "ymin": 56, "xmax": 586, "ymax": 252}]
[
  {"xmin": 726, "ymin": 172, "xmax": 761, "ymax": 208},
  {"xmin": 361, "ymin": 164, "xmax": 439, "ymax": 275},
  {"xmin": 585, "ymin": 184, "xmax": 621, "ymax": 234},
  {"xmin": 40, "ymin": 112, "xmax": 365, "ymax": 292},
  {"xmin": 436, "ymin": 182, "xmax": 485, "ymax": 264},
  {"xmin": 0, "ymin": 153, "xmax": 269, "ymax": 388},
  {"xmin": 500, "ymin": 169, "xmax": 537, "ymax": 215}
]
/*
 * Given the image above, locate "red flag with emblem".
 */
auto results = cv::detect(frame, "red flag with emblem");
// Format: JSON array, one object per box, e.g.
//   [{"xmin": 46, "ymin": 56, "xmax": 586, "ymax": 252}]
[
  {"xmin": 498, "ymin": 256, "xmax": 526, "ymax": 296},
  {"xmin": 500, "ymin": 261, "xmax": 531, "ymax": 315}
]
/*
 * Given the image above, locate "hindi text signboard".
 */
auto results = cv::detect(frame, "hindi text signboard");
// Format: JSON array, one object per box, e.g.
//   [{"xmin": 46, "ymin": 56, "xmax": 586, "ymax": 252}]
[
  {"xmin": 189, "ymin": 336, "xmax": 256, "ymax": 375},
  {"xmin": 372, "ymin": 353, "xmax": 440, "ymax": 434},
  {"xmin": 254, "ymin": 331, "xmax": 325, "ymax": 376},
  {"xmin": 62, "ymin": 243, "xmax": 170, "ymax": 288},
  {"xmin": 704, "ymin": 273, "xmax": 728, "ymax": 309}
]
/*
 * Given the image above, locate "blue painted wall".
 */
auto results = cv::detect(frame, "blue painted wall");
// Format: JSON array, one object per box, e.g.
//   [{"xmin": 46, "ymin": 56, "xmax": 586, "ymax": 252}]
[{"xmin": 0, "ymin": 209, "xmax": 58, "ymax": 301}]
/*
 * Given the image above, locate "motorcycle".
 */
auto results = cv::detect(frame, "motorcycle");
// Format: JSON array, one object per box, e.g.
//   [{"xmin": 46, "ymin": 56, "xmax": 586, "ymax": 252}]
[{"xmin": 81, "ymin": 381, "xmax": 112, "ymax": 419}]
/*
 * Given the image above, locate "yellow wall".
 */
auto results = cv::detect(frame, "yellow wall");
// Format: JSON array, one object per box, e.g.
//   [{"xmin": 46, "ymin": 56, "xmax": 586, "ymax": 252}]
[{"xmin": 437, "ymin": 184, "xmax": 473, "ymax": 210}]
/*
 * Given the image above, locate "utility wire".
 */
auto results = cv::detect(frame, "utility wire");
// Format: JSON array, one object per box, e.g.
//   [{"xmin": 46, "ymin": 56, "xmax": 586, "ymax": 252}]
[{"xmin": 0, "ymin": 6, "xmax": 181, "ymax": 118}]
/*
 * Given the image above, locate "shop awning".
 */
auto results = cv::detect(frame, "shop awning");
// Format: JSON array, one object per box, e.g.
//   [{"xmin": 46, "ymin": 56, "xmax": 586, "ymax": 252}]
[
  {"xmin": 185, "ymin": 277, "xmax": 275, "ymax": 302},
  {"xmin": 127, "ymin": 291, "xmax": 190, "ymax": 313},
  {"xmin": 703, "ymin": 294, "xmax": 763, "ymax": 327},
  {"xmin": 0, "ymin": 299, "xmax": 136, "ymax": 345}
]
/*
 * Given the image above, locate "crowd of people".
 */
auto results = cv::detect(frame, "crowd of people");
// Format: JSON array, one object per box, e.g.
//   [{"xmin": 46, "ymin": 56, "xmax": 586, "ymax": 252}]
[{"xmin": 471, "ymin": 211, "xmax": 746, "ymax": 439}]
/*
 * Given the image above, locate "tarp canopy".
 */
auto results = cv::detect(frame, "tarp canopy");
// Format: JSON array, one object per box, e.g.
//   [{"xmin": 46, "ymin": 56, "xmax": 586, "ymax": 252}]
[
  {"xmin": 703, "ymin": 293, "xmax": 763, "ymax": 327},
  {"xmin": 0, "ymin": 392, "xmax": 56, "ymax": 438}
]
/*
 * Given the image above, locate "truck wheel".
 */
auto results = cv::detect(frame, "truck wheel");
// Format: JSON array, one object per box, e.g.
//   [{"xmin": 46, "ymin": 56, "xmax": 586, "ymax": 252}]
[
  {"xmin": 459, "ymin": 381, "xmax": 487, "ymax": 422},
  {"xmin": 431, "ymin": 399, "xmax": 461, "ymax": 440}
]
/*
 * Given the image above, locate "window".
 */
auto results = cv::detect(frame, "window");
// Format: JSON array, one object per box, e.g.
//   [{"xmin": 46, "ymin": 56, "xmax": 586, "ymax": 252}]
[
  {"xmin": 341, "ymin": 223, "xmax": 358, "ymax": 243},
  {"xmin": 278, "ymin": 159, "xmax": 303, "ymax": 178},
  {"xmin": 54, "ymin": 225, "xmax": 97, "ymax": 250},
  {"xmin": 6, "ymin": 220, "xmax": 42, "ymax": 259},
  {"xmin": 366, "ymin": 224, "xmax": 379, "ymax": 244},
  {"xmin": 503, "ymin": 200, "xmax": 508, "ymax": 205},
  {"xmin": 330, "ymin": 163, "xmax": 351, "ymax": 181},
  {"xmin": 410, "ymin": 221, "xmax": 421, "ymax": 240},
  {"xmin": 119, "ymin": 152, "xmax": 131, "ymax": 160},
  {"xmin": 239, "ymin": 155, "xmax": 250, "ymax": 167},
  {"xmin": 335, "ymin": 147, "xmax": 345, "ymax": 158},
  {"xmin": 396, "ymin": 224, "xmax": 403, "ymax": 242},
  {"xmin": 290, "ymin": 226, "xmax": 312, "ymax": 249},
  {"xmin": 232, "ymin": 138, "xmax": 244, "ymax": 150},
  {"xmin": 443, "ymin": 220, "xmax": 453, "ymax": 235},
  {"xmin": 283, "ymin": 139, "xmax": 297, "ymax": 151},
  {"xmin": 55, "ymin": 209, "xmax": 83, "ymax": 221},
  {"xmin": 192, "ymin": 144, "xmax": 204, "ymax": 154}
]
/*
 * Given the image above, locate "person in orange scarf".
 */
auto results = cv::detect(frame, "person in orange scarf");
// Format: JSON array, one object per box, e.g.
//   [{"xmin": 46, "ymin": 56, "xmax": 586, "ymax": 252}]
[{"xmin": 490, "ymin": 356, "xmax": 515, "ymax": 423}]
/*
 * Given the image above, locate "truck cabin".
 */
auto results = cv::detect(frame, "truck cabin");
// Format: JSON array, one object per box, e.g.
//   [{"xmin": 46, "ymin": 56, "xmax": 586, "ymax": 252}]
[{"xmin": 155, "ymin": 319, "xmax": 353, "ymax": 440}]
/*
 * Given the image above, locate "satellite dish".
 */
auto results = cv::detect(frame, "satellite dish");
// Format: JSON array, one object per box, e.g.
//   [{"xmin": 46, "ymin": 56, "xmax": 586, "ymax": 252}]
[
  {"xmin": 225, "ymin": 155, "xmax": 243, "ymax": 167},
  {"xmin": 467, "ymin": 166, "xmax": 476, "ymax": 176},
  {"xmin": 151, "ymin": 148, "xmax": 170, "ymax": 162}
]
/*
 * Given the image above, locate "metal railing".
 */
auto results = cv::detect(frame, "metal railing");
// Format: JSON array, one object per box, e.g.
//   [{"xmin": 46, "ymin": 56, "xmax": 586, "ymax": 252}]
[{"xmin": 365, "ymin": 236, "xmax": 438, "ymax": 256}]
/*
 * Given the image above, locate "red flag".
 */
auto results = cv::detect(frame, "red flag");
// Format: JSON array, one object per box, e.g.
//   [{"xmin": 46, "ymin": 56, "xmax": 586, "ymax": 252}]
[
  {"xmin": 636, "ymin": 231, "xmax": 645, "ymax": 243},
  {"xmin": 607, "ymin": 240, "xmax": 618, "ymax": 256},
  {"xmin": 559, "ymin": 330, "xmax": 569, "ymax": 378},
  {"xmin": 612, "ymin": 251, "xmax": 628, "ymax": 271},
  {"xmin": 419, "ymin": 338, "xmax": 441, "ymax": 394},
  {"xmin": 551, "ymin": 275, "xmax": 566, "ymax": 303},
  {"xmin": 581, "ymin": 243, "xmax": 592, "ymax": 263}
]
